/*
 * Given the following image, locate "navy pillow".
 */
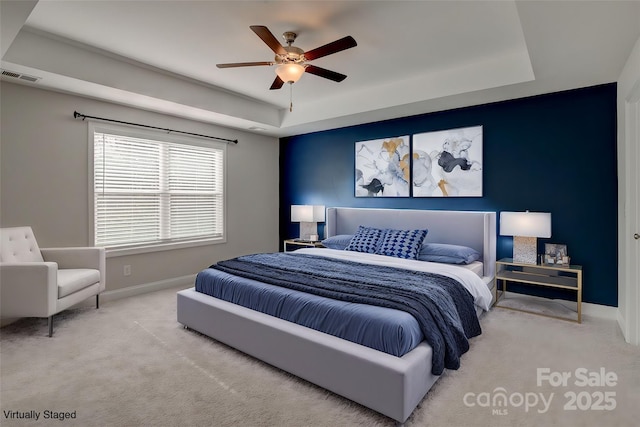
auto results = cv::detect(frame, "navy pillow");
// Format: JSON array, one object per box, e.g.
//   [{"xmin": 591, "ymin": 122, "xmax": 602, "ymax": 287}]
[
  {"xmin": 418, "ymin": 243, "xmax": 481, "ymax": 264},
  {"xmin": 321, "ymin": 234, "xmax": 354, "ymax": 250},
  {"xmin": 376, "ymin": 228, "xmax": 429, "ymax": 259},
  {"xmin": 345, "ymin": 226, "xmax": 384, "ymax": 254}
]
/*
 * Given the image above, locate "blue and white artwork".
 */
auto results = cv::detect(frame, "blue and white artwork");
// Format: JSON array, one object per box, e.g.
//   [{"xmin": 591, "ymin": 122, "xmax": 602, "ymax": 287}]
[
  {"xmin": 412, "ymin": 126, "xmax": 483, "ymax": 197},
  {"xmin": 355, "ymin": 136, "xmax": 410, "ymax": 197}
]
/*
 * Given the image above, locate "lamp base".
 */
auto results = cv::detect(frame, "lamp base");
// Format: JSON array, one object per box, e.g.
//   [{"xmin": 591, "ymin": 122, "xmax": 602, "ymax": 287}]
[
  {"xmin": 513, "ymin": 236, "xmax": 538, "ymax": 264},
  {"xmin": 299, "ymin": 222, "xmax": 318, "ymax": 241}
]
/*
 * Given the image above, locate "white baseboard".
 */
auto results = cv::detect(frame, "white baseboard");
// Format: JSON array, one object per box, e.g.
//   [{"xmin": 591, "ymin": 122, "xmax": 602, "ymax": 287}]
[
  {"xmin": 617, "ymin": 310, "xmax": 640, "ymax": 345},
  {"xmin": 551, "ymin": 298, "xmax": 617, "ymax": 320},
  {"xmin": 581, "ymin": 301, "xmax": 618, "ymax": 320},
  {"xmin": 1, "ymin": 275, "xmax": 196, "ymax": 328},
  {"xmin": 501, "ymin": 293, "xmax": 618, "ymax": 320},
  {"xmin": 1, "ymin": 316, "xmax": 21, "ymax": 328},
  {"xmin": 617, "ymin": 310, "xmax": 628, "ymax": 340},
  {"xmin": 101, "ymin": 274, "xmax": 197, "ymax": 302},
  {"xmin": 2, "ymin": 275, "xmax": 620, "ymax": 327}
]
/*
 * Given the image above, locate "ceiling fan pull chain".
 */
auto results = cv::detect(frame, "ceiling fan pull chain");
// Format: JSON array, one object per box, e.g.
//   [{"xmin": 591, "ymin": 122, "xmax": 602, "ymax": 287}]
[{"xmin": 290, "ymin": 83, "xmax": 294, "ymax": 112}]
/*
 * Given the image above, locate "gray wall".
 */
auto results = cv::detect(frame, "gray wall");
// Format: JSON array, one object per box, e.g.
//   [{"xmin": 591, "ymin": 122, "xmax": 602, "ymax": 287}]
[{"xmin": 0, "ymin": 82, "xmax": 280, "ymax": 292}]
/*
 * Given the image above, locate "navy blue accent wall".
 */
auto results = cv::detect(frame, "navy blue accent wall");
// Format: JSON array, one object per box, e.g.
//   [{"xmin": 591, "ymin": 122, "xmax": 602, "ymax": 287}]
[{"xmin": 280, "ymin": 83, "xmax": 618, "ymax": 307}]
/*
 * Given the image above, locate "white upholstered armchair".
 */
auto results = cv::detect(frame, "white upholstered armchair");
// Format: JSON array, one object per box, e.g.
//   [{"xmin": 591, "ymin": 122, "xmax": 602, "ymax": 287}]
[{"xmin": 0, "ymin": 227, "xmax": 105, "ymax": 336}]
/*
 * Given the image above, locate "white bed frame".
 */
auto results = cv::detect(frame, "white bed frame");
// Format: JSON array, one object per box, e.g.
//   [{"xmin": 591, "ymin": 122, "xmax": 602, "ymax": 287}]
[{"xmin": 177, "ymin": 208, "xmax": 496, "ymax": 424}]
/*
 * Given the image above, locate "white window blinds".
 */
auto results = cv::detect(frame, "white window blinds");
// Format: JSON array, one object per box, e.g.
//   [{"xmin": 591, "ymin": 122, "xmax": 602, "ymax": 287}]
[{"xmin": 93, "ymin": 128, "xmax": 225, "ymax": 249}]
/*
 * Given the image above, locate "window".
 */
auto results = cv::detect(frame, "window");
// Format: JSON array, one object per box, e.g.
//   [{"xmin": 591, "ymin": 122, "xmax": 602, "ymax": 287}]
[{"xmin": 90, "ymin": 124, "xmax": 226, "ymax": 255}]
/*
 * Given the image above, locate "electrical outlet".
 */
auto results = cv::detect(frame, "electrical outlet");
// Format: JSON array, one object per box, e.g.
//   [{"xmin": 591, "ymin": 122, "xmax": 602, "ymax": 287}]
[{"xmin": 123, "ymin": 265, "xmax": 131, "ymax": 276}]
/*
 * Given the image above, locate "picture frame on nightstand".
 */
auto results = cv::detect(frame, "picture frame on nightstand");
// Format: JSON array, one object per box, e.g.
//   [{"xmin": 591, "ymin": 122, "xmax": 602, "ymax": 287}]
[{"xmin": 544, "ymin": 243, "xmax": 569, "ymax": 266}]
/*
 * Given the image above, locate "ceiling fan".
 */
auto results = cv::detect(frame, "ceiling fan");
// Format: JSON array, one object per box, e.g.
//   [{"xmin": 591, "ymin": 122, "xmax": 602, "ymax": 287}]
[{"xmin": 216, "ymin": 25, "xmax": 357, "ymax": 91}]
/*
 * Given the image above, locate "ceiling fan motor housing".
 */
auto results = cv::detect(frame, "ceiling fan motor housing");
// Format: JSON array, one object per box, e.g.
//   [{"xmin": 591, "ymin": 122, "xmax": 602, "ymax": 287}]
[
  {"xmin": 276, "ymin": 46, "xmax": 305, "ymax": 65},
  {"xmin": 282, "ymin": 31, "xmax": 297, "ymax": 44}
]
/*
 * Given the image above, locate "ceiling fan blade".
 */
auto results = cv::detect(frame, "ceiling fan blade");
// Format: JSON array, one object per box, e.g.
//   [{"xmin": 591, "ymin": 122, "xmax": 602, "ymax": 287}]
[
  {"xmin": 270, "ymin": 76, "xmax": 285, "ymax": 90},
  {"xmin": 305, "ymin": 65, "xmax": 347, "ymax": 82},
  {"xmin": 303, "ymin": 36, "xmax": 357, "ymax": 61},
  {"xmin": 216, "ymin": 61, "xmax": 273, "ymax": 68},
  {"xmin": 250, "ymin": 25, "xmax": 287, "ymax": 55}
]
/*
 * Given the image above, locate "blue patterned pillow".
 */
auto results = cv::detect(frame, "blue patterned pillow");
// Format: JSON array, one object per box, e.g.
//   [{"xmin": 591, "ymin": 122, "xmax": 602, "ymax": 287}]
[
  {"xmin": 376, "ymin": 229, "xmax": 429, "ymax": 259},
  {"xmin": 345, "ymin": 226, "xmax": 384, "ymax": 254}
]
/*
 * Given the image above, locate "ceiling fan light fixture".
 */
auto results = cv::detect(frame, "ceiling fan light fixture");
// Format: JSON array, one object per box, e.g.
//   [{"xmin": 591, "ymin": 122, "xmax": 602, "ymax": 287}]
[{"xmin": 275, "ymin": 63, "xmax": 305, "ymax": 84}]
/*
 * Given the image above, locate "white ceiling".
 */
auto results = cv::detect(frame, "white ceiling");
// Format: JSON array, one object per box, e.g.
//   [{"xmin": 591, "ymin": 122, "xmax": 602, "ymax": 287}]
[{"xmin": 1, "ymin": 1, "xmax": 639, "ymax": 137}]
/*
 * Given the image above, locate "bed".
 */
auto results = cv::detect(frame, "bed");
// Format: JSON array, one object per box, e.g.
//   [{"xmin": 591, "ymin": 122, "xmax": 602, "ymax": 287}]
[{"xmin": 177, "ymin": 207, "xmax": 496, "ymax": 424}]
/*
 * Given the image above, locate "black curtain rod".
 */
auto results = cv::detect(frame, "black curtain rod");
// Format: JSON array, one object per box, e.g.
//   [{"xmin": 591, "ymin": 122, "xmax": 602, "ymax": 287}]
[{"xmin": 73, "ymin": 111, "xmax": 238, "ymax": 145}]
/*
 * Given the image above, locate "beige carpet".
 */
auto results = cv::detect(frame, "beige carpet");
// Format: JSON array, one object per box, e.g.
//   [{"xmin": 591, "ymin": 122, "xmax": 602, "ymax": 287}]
[{"xmin": 1, "ymin": 286, "xmax": 639, "ymax": 427}]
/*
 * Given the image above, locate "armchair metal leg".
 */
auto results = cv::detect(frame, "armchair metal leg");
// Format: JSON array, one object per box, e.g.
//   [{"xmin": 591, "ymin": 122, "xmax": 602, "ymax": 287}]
[
  {"xmin": 48, "ymin": 316, "xmax": 53, "ymax": 337},
  {"xmin": 96, "ymin": 294, "xmax": 100, "ymax": 309}
]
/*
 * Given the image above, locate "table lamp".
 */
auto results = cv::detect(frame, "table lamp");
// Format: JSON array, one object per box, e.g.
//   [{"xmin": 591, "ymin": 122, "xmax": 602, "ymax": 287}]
[
  {"xmin": 291, "ymin": 205, "xmax": 325, "ymax": 241},
  {"xmin": 500, "ymin": 211, "xmax": 551, "ymax": 264}
]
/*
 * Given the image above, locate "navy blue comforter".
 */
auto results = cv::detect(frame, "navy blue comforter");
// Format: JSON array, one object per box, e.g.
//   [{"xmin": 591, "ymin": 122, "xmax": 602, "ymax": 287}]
[{"xmin": 212, "ymin": 252, "xmax": 481, "ymax": 375}]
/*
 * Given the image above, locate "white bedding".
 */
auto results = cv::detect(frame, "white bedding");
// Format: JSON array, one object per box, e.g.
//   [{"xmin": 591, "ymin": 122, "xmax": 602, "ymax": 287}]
[
  {"xmin": 294, "ymin": 248, "xmax": 494, "ymax": 312},
  {"xmin": 461, "ymin": 260, "xmax": 483, "ymax": 277}
]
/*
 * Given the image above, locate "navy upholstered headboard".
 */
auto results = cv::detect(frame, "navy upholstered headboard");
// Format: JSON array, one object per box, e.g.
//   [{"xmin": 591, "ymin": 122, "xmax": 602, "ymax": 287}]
[{"xmin": 325, "ymin": 207, "xmax": 496, "ymax": 278}]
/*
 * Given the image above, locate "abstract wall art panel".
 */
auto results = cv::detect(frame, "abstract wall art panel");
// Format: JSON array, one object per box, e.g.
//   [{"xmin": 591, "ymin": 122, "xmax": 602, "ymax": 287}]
[
  {"xmin": 355, "ymin": 136, "xmax": 410, "ymax": 197},
  {"xmin": 412, "ymin": 126, "xmax": 483, "ymax": 197}
]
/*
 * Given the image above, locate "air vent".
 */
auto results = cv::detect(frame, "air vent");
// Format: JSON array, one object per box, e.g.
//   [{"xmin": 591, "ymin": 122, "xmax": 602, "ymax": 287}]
[{"xmin": 1, "ymin": 69, "xmax": 41, "ymax": 83}]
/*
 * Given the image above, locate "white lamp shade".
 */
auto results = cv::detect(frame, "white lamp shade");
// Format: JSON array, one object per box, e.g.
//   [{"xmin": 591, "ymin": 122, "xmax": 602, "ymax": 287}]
[
  {"xmin": 276, "ymin": 64, "xmax": 305, "ymax": 83},
  {"xmin": 291, "ymin": 205, "xmax": 325, "ymax": 222},
  {"xmin": 500, "ymin": 211, "xmax": 551, "ymax": 238},
  {"xmin": 312, "ymin": 205, "xmax": 325, "ymax": 222}
]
